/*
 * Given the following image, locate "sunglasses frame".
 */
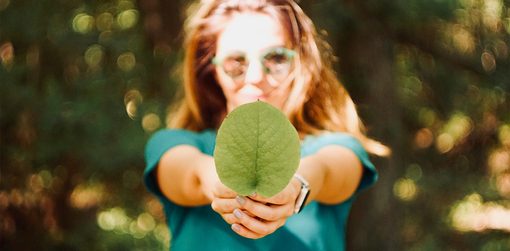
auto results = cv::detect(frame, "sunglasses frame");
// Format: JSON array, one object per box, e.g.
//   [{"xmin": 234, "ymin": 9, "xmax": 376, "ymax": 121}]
[{"xmin": 212, "ymin": 47, "xmax": 296, "ymax": 78}]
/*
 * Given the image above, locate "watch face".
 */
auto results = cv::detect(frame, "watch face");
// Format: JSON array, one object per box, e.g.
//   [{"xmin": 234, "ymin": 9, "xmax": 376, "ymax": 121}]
[{"xmin": 300, "ymin": 187, "xmax": 310, "ymax": 211}]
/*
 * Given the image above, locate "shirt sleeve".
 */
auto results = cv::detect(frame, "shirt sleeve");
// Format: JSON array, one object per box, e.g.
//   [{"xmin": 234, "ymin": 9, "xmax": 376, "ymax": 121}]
[{"xmin": 143, "ymin": 129, "xmax": 215, "ymax": 198}]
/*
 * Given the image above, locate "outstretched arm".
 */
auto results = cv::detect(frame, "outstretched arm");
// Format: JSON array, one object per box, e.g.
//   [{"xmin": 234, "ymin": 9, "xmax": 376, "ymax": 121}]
[
  {"xmin": 155, "ymin": 145, "xmax": 218, "ymax": 206},
  {"xmin": 302, "ymin": 144, "xmax": 364, "ymax": 205}
]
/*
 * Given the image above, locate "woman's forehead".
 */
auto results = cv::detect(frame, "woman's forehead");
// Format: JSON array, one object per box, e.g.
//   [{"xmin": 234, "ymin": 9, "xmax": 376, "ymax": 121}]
[{"xmin": 215, "ymin": 12, "xmax": 287, "ymax": 56}]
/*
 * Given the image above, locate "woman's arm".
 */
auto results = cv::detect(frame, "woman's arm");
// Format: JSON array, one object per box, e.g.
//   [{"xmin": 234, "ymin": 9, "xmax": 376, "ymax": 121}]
[
  {"xmin": 155, "ymin": 145, "xmax": 219, "ymax": 206},
  {"xmin": 299, "ymin": 144, "xmax": 364, "ymax": 205}
]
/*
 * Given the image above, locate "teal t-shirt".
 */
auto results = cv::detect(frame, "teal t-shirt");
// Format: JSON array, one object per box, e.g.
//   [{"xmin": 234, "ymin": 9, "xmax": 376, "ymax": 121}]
[{"xmin": 143, "ymin": 129, "xmax": 377, "ymax": 251}]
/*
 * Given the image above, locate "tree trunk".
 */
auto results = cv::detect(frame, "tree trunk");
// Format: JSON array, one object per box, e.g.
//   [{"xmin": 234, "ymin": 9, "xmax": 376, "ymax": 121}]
[{"xmin": 336, "ymin": 3, "xmax": 404, "ymax": 250}]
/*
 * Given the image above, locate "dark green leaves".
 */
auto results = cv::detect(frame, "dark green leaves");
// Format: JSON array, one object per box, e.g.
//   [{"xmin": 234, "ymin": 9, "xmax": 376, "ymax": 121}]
[{"xmin": 214, "ymin": 101, "xmax": 301, "ymax": 197}]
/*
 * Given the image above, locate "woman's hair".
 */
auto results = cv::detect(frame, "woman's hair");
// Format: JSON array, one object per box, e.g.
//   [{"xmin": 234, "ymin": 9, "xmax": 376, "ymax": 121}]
[{"xmin": 168, "ymin": 0, "xmax": 390, "ymax": 156}]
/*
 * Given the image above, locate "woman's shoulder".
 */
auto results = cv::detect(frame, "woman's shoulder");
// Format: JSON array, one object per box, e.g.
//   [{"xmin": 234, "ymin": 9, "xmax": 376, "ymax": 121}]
[
  {"xmin": 149, "ymin": 128, "xmax": 216, "ymax": 140},
  {"xmin": 147, "ymin": 128, "xmax": 216, "ymax": 145},
  {"xmin": 145, "ymin": 128, "xmax": 217, "ymax": 158},
  {"xmin": 302, "ymin": 132, "xmax": 366, "ymax": 154}
]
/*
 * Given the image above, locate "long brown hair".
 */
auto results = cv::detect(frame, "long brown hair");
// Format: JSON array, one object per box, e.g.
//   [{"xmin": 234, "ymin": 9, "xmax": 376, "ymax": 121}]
[{"xmin": 168, "ymin": 0, "xmax": 390, "ymax": 156}]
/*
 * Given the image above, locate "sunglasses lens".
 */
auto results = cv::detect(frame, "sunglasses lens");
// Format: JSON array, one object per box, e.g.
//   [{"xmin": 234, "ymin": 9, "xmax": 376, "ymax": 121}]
[
  {"xmin": 263, "ymin": 49, "xmax": 292, "ymax": 74},
  {"xmin": 223, "ymin": 54, "xmax": 248, "ymax": 77},
  {"xmin": 216, "ymin": 48, "xmax": 294, "ymax": 78}
]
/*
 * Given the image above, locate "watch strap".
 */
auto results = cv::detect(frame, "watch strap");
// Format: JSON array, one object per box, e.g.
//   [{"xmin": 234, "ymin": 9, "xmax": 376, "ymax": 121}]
[{"xmin": 293, "ymin": 174, "xmax": 310, "ymax": 214}]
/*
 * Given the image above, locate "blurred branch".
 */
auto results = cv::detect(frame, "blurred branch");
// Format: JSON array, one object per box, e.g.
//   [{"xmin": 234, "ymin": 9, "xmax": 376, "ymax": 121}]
[
  {"xmin": 392, "ymin": 27, "xmax": 486, "ymax": 76},
  {"xmin": 340, "ymin": 0, "xmax": 486, "ymax": 76}
]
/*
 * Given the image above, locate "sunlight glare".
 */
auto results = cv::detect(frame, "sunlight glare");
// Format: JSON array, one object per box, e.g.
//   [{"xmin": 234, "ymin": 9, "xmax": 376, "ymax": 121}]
[{"xmin": 450, "ymin": 193, "xmax": 510, "ymax": 232}]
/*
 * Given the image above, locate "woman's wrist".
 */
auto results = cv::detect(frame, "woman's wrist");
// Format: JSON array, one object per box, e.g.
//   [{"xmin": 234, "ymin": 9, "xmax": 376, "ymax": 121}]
[{"xmin": 195, "ymin": 156, "xmax": 219, "ymax": 202}]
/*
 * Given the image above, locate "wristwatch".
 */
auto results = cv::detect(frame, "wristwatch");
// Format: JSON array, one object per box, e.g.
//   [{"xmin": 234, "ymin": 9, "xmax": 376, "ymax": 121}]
[{"xmin": 293, "ymin": 174, "xmax": 310, "ymax": 214}]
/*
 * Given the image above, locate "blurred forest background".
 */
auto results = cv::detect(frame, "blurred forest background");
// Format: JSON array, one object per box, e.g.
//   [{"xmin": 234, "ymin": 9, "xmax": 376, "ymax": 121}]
[{"xmin": 1, "ymin": 0, "xmax": 509, "ymax": 250}]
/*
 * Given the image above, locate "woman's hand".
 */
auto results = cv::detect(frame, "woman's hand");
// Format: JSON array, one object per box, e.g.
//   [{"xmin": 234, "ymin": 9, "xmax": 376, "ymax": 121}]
[{"xmin": 211, "ymin": 179, "xmax": 301, "ymax": 239}]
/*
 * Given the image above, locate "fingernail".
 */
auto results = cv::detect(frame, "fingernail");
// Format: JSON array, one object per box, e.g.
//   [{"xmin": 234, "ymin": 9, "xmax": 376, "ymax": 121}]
[
  {"xmin": 235, "ymin": 195, "xmax": 245, "ymax": 204},
  {"xmin": 232, "ymin": 224, "xmax": 240, "ymax": 232},
  {"xmin": 233, "ymin": 209, "xmax": 242, "ymax": 219},
  {"xmin": 249, "ymin": 193, "xmax": 256, "ymax": 197}
]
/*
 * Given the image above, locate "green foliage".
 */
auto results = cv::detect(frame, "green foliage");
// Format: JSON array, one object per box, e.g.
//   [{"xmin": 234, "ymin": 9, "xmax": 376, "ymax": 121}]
[
  {"xmin": 214, "ymin": 101, "xmax": 301, "ymax": 197},
  {"xmin": 1, "ymin": 0, "xmax": 171, "ymax": 250}
]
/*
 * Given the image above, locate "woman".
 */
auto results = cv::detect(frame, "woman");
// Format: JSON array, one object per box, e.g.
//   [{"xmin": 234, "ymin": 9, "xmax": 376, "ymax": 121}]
[{"xmin": 144, "ymin": 0, "xmax": 390, "ymax": 250}]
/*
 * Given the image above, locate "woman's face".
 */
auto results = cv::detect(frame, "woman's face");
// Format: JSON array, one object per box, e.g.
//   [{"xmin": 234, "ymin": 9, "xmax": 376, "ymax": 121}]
[{"xmin": 214, "ymin": 12, "xmax": 293, "ymax": 113}]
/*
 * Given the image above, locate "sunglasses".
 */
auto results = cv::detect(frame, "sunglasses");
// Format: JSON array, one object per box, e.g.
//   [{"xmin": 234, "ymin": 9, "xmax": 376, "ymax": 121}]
[{"xmin": 212, "ymin": 47, "xmax": 295, "ymax": 78}]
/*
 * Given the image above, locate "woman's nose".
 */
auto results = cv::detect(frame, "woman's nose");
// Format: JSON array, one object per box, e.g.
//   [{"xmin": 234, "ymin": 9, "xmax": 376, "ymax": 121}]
[{"xmin": 244, "ymin": 60, "xmax": 264, "ymax": 85}]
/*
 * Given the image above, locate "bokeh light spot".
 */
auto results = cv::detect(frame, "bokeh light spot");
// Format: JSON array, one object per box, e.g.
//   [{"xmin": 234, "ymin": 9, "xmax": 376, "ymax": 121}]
[
  {"xmin": 72, "ymin": 13, "xmax": 95, "ymax": 34},
  {"xmin": 117, "ymin": 0, "xmax": 135, "ymax": 11},
  {"xmin": 147, "ymin": 198, "xmax": 165, "ymax": 220},
  {"xmin": 481, "ymin": 50, "xmax": 496, "ymax": 73},
  {"xmin": 29, "ymin": 174, "xmax": 44, "ymax": 193},
  {"xmin": 453, "ymin": 25, "xmax": 475, "ymax": 53},
  {"xmin": 498, "ymin": 124, "xmax": 510, "ymax": 147},
  {"xmin": 142, "ymin": 113, "xmax": 161, "ymax": 133},
  {"xmin": 98, "ymin": 30, "xmax": 113, "ymax": 44},
  {"xmin": 483, "ymin": 0, "xmax": 503, "ymax": 31},
  {"xmin": 450, "ymin": 193, "xmax": 510, "ymax": 232},
  {"xmin": 488, "ymin": 149, "xmax": 510, "ymax": 174},
  {"xmin": 435, "ymin": 113, "xmax": 474, "ymax": 153},
  {"xmin": 137, "ymin": 213, "xmax": 156, "ymax": 232},
  {"xmin": 496, "ymin": 174, "xmax": 510, "ymax": 197},
  {"xmin": 124, "ymin": 90, "xmax": 143, "ymax": 119},
  {"xmin": 406, "ymin": 76, "xmax": 422, "ymax": 94},
  {"xmin": 96, "ymin": 12, "xmax": 114, "ymax": 31},
  {"xmin": 85, "ymin": 45, "xmax": 104, "ymax": 68},
  {"xmin": 130, "ymin": 221, "xmax": 146, "ymax": 239},
  {"xmin": 97, "ymin": 211, "xmax": 115, "ymax": 230},
  {"xmin": 153, "ymin": 223, "xmax": 171, "ymax": 247},
  {"xmin": 418, "ymin": 108, "xmax": 436, "ymax": 127},
  {"xmin": 70, "ymin": 183, "xmax": 103, "ymax": 209},
  {"xmin": 393, "ymin": 178, "xmax": 417, "ymax": 201},
  {"xmin": 97, "ymin": 207, "xmax": 134, "ymax": 233},
  {"xmin": 495, "ymin": 40, "xmax": 508, "ymax": 60},
  {"xmin": 406, "ymin": 164, "xmax": 423, "ymax": 182},
  {"xmin": 414, "ymin": 128, "xmax": 434, "ymax": 149},
  {"xmin": 436, "ymin": 133, "xmax": 454, "ymax": 153},
  {"xmin": 117, "ymin": 52, "xmax": 136, "ymax": 72},
  {"xmin": 0, "ymin": 191, "xmax": 9, "ymax": 210},
  {"xmin": 117, "ymin": 9, "xmax": 139, "ymax": 30},
  {"xmin": 1, "ymin": 42, "xmax": 14, "ymax": 70},
  {"xmin": 39, "ymin": 170, "xmax": 52, "ymax": 188}
]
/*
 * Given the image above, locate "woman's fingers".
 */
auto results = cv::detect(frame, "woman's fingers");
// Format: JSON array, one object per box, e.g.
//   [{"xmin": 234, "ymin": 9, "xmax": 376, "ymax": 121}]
[
  {"xmin": 211, "ymin": 180, "xmax": 297, "ymax": 239},
  {"xmin": 248, "ymin": 192, "xmax": 291, "ymax": 205},
  {"xmin": 211, "ymin": 197, "xmax": 240, "ymax": 214},
  {"xmin": 236, "ymin": 195, "xmax": 294, "ymax": 221},
  {"xmin": 230, "ymin": 210, "xmax": 287, "ymax": 239}
]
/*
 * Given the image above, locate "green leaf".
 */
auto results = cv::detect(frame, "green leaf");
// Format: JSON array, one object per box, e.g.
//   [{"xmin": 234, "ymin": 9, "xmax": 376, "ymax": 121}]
[{"xmin": 214, "ymin": 101, "xmax": 301, "ymax": 197}]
